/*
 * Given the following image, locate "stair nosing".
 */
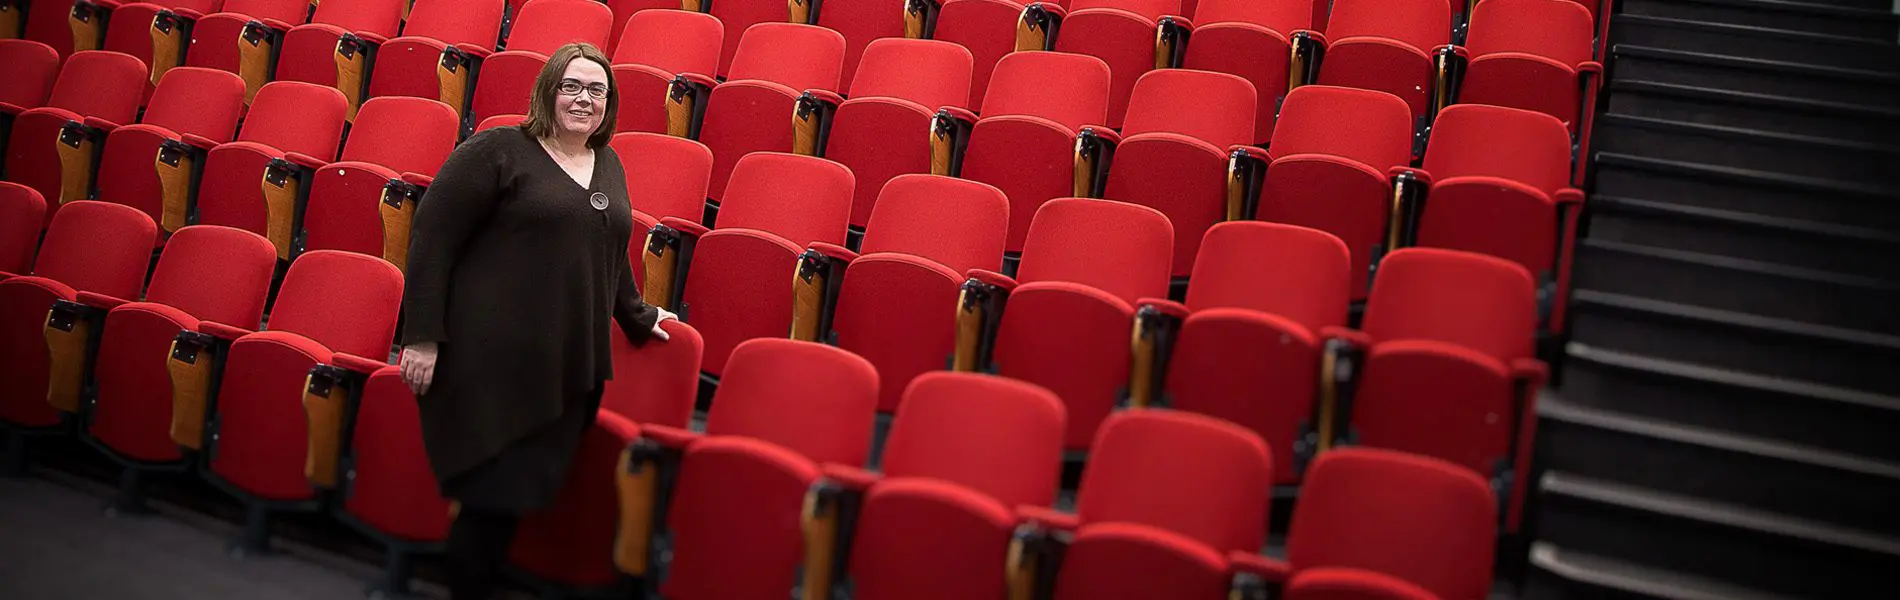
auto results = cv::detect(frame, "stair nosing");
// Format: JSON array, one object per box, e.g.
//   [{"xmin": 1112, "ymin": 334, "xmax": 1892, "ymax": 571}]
[
  {"xmin": 1540, "ymin": 469, "xmax": 1900, "ymax": 557},
  {"xmin": 1611, "ymin": 44, "xmax": 1900, "ymax": 82},
  {"xmin": 1598, "ymin": 112, "xmax": 1900, "ymax": 153},
  {"xmin": 1589, "ymin": 195, "xmax": 1900, "ymax": 246},
  {"xmin": 1540, "ymin": 393, "xmax": 1900, "ymax": 483},
  {"xmin": 1566, "ymin": 341, "xmax": 1900, "ymax": 415},
  {"xmin": 1615, "ymin": 13, "xmax": 1900, "ymax": 50},
  {"xmin": 1630, "ymin": 0, "xmax": 1900, "ymax": 20},
  {"xmin": 1529, "ymin": 542, "xmax": 1800, "ymax": 600},
  {"xmin": 1608, "ymin": 79, "xmax": 1900, "ymax": 119},
  {"xmin": 1580, "ymin": 237, "xmax": 1900, "ymax": 290},
  {"xmin": 1592, "ymin": 152, "xmax": 1899, "ymax": 199},
  {"xmin": 1573, "ymin": 289, "xmax": 1900, "ymax": 350}
]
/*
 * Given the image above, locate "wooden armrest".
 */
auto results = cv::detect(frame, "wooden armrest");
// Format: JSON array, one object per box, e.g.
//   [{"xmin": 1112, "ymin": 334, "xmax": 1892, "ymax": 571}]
[{"xmin": 303, "ymin": 364, "xmax": 352, "ymax": 487}]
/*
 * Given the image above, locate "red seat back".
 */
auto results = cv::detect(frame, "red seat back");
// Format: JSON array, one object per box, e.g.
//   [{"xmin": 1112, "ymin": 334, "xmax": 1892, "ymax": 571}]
[
  {"xmin": 1186, "ymin": 221, "xmax": 1350, "ymax": 330},
  {"xmin": 1424, "ymin": 104, "xmax": 1573, "ymax": 197},
  {"xmin": 1267, "ymin": 85, "xmax": 1413, "ymax": 169},
  {"xmin": 715, "ymin": 152, "xmax": 855, "ymax": 248},
  {"xmin": 612, "ymin": 132, "xmax": 714, "ymax": 223},
  {"xmin": 882, "ymin": 372, "xmax": 1067, "ymax": 508},
  {"xmin": 343, "ymin": 367, "xmax": 455, "ymax": 543},
  {"xmin": 1075, "ymin": 409, "xmax": 1273, "ymax": 553},
  {"xmin": 610, "ymin": 7, "xmax": 723, "ymax": 75},
  {"xmin": 726, "ymin": 22, "xmax": 848, "ymax": 92},
  {"xmin": 402, "ymin": 0, "xmax": 507, "ymax": 47},
  {"xmin": 339, "ymin": 97, "xmax": 460, "ymax": 176},
  {"xmin": 704, "ymin": 338, "xmax": 879, "ymax": 467},
  {"xmin": 1286, "ymin": 448, "xmax": 1498, "ymax": 600},
  {"xmin": 46, "ymin": 50, "xmax": 148, "ymax": 124},
  {"xmin": 602, "ymin": 319, "xmax": 702, "ymax": 428},
  {"xmin": 236, "ymin": 81, "xmax": 350, "ymax": 155},
  {"xmin": 507, "ymin": 409, "xmax": 643, "ymax": 588},
  {"xmin": 1361, "ymin": 248, "xmax": 1537, "ymax": 363},
  {"xmin": 0, "ymin": 40, "xmax": 60, "ymax": 110},
  {"xmin": 980, "ymin": 51, "xmax": 1113, "ymax": 130},
  {"xmin": 859, "ymin": 175, "xmax": 1009, "ymax": 274},
  {"xmin": 33, "ymin": 201, "xmax": 157, "ymax": 300},
  {"xmin": 0, "ymin": 184, "xmax": 46, "ymax": 273},
  {"xmin": 509, "ymin": 0, "xmax": 615, "ymax": 54},
  {"xmin": 604, "ymin": 0, "xmax": 681, "ymax": 56},
  {"xmin": 1015, "ymin": 198, "xmax": 1173, "ymax": 304},
  {"xmin": 145, "ymin": 226, "xmax": 279, "ymax": 328},
  {"xmin": 266, "ymin": 250, "xmax": 404, "ymax": 359}
]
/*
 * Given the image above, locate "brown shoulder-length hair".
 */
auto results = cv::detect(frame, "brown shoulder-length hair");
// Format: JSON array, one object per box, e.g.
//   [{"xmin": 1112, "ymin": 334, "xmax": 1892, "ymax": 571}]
[{"xmin": 521, "ymin": 43, "xmax": 618, "ymax": 148}]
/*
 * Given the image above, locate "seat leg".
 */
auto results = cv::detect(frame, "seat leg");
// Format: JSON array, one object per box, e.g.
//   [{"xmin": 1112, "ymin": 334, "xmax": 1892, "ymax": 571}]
[
  {"xmin": 105, "ymin": 466, "xmax": 156, "ymax": 517},
  {"xmin": 0, "ymin": 429, "xmax": 26, "ymax": 477},
  {"xmin": 229, "ymin": 502, "xmax": 274, "ymax": 558},
  {"xmin": 365, "ymin": 547, "xmax": 420, "ymax": 598}
]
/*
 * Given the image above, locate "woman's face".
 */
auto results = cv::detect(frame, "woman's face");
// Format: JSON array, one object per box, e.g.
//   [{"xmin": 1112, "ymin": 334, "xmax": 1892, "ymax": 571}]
[{"xmin": 554, "ymin": 58, "xmax": 609, "ymax": 138}]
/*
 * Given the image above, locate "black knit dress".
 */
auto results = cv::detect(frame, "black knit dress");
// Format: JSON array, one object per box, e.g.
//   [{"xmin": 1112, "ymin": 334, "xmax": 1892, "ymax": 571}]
[{"xmin": 399, "ymin": 126, "xmax": 661, "ymax": 512}]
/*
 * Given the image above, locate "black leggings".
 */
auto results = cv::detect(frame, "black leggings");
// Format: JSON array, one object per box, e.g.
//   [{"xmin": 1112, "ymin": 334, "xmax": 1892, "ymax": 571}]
[{"xmin": 445, "ymin": 508, "xmax": 521, "ymax": 600}]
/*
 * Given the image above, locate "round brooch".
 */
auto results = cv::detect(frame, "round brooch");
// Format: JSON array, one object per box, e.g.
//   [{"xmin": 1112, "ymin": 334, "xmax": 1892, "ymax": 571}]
[{"xmin": 589, "ymin": 192, "xmax": 609, "ymax": 211}]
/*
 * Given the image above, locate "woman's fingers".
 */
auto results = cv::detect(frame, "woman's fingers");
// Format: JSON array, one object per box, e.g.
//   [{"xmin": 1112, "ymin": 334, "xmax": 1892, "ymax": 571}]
[
  {"xmin": 417, "ymin": 359, "xmax": 433, "ymax": 396},
  {"xmin": 651, "ymin": 323, "xmax": 670, "ymax": 342}
]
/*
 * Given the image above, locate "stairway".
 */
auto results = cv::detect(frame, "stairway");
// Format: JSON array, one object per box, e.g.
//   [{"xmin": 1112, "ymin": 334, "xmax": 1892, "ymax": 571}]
[{"xmin": 1522, "ymin": 0, "xmax": 1900, "ymax": 598}]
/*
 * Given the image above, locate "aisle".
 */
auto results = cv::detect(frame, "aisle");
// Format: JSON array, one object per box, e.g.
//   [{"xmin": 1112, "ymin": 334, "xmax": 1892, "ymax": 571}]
[{"xmin": 0, "ymin": 475, "xmax": 384, "ymax": 600}]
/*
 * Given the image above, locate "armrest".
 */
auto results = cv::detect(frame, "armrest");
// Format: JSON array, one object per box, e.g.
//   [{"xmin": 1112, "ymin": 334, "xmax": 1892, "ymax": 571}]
[
  {"xmin": 1387, "ymin": 166, "xmax": 1433, "ymax": 186},
  {"xmin": 801, "ymin": 88, "xmax": 844, "ymax": 105},
  {"xmin": 676, "ymin": 71, "xmax": 717, "ymax": 89},
  {"xmin": 641, "ymin": 423, "xmax": 701, "ymax": 450},
  {"xmin": 0, "ymin": 271, "xmax": 16, "ymax": 280},
  {"xmin": 1077, "ymin": 124, "xmax": 1121, "ymax": 145},
  {"xmin": 75, "ymin": 291, "xmax": 130, "ymax": 310},
  {"xmin": 81, "ymin": 116, "xmax": 122, "ymax": 133},
  {"xmin": 658, "ymin": 216, "xmax": 710, "ymax": 238},
  {"xmin": 451, "ymin": 42, "xmax": 493, "ymax": 59},
  {"xmin": 180, "ymin": 133, "xmax": 220, "ymax": 151},
  {"xmin": 1555, "ymin": 188, "xmax": 1584, "ymax": 205},
  {"xmin": 84, "ymin": 0, "xmax": 125, "ymax": 9},
  {"xmin": 1291, "ymin": 28, "xmax": 1328, "ymax": 46},
  {"xmin": 331, "ymin": 352, "xmax": 388, "ymax": 375},
  {"xmin": 1135, "ymin": 297, "xmax": 1188, "ymax": 318},
  {"xmin": 937, "ymin": 106, "xmax": 977, "ymax": 123},
  {"xmin": 1512, "ymin": 357, "xmax": 1548, "ymax": 387},
  {"xmin": 258, "ymin": 17, "xmax": 293, "ymax": 31},
  {"xmin": 400, "ymin": 172, "xmax": 434, "ymax": 188},
  {"xmin": 173, "ymin": 7, "xmax": 205, "ymax": 19},
  {"xmin": 808, "ymin": 241, "xmax": 858, "ymax": 263},
  {"xmin": 1320, "ymin": 325, "xmax": 1371, "ymax": 348},
  {"xmin": 1579, "ymin": 60, "xmax": 1603, "ymax": 76},
  {"xmin": 1016, "ymin": 505, "xmax": 1079, "ymax": 533},
  {"xmin": 198, "ymin": 320, "xmax": 255, "ymax": 341},
  {"xmin": 965, "ymin": 268, "xmax": 1018, "ymax": 292},
  {"xmin": 353, "ymin": 31, "xmax": 388, "ymax": 45},
  {"xmin": 1228, "ymin": 144, "xmax": 1268, "ymax": 162},
  {"xmin": 1432, "ymin": 43, "xmax": 1469, "ymax": 59},
  {"xmin": 284, "ymin": 151, "xmax": 327, "ymax": 170},
  {"xmin": 1228, "ymin": 551, "xmax": 1292, "ymax": 583},
  {"xmin": 819, "ymin": 463, "xmax": 879, "ymax": 491},
  {"xmin": 0, "ymin": 101, "xmax": 23, "ymax": 116}
]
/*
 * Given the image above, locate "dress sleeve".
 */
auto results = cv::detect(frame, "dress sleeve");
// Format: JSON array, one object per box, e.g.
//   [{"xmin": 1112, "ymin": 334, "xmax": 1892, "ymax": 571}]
[
  {"xmin": 614, "ymin": 249, "xmax": 661, "ymax": 344},
  {"xmin": 398, "ymin": 132, "xmax": 507, "ymax": 346}
]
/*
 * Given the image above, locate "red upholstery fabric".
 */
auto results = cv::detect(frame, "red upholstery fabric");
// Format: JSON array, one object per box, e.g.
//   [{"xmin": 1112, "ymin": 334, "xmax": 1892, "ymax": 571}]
[
  {"xmin": 98, "ymin": 2, "xmax": 220, "ymax": 104},
  {"xmin": 301, "ymin": 96, "xmax": 458, "ymax": 259},
  {"xmin": 1182, "ymin": 0, "xmax": 1312, "ymax": 141},
  {"xmin": 1165, "ymin": 222, "xmax": 1348, "ymax": 484},
  {"xmin": 184, "ymin": 0, "xmax": 316, "ymax": 77},
  {"xmin": 0, "ymin": 40, "xmax": 61, "ymax": 113},
  {"xmin": 88, "ymin": 226, "xmax": 276, "ymax": 463},
  {"xmin": 1461, "ymin": 0, "xmax": 1596, "ymax": 131},
  {"xmin": 1053, "ymin": 0, "xmax": 1181, "ymax": 128},
  {"xmin": 700, "ymin": 338, "xmax": 879, "ymax": 466},
  {"xmin": 932, "ymin": 0, "xmax": 1038, "ymax": 112},
  {"xmin": 1106, "ymin": 69, "xmax": 1257, "ymax": 275},
  {"xmin": 661, "ymin": 338, "xmax": 878, "ymax": 599},
  {"xmin": 208, "ymin": 251, "xmax": 402, "ymax": 501},
  {"xmin": 834, "ymin": 175, "xmax": 1008, "ymax": 412},
  {"xmin": 1053, "ymin": 522, "xmax": 1233, "ymax": 599},
  {"xmin": 846, "ymin": 372, "xmax": 1065, "ymax": 600},
  {"xmin": 704, "ymin": 0, "xmax": 787, "ymax": 77},
  {"xmin": 366, "ymin": 0, "xmax": 507, "ymax": 100},
  {"xmin": 1286, "ymin": 448, "xmax": 1497, "ymax": 600},
  {"xmin": 611, "ymin": 132, "xmax": 713, "ymax": 223},
  {"xmin": 508, "ymin": 410, "xmax": 643, "ymax": 589},
  {"xmin": 603, "ymin": 0, "xmax": 679, "ymax": 57},
  {"xmin": 5, "ymin": 50, "xmax": 147, "ymax": 216},
  {"xmin": 193, "ymin": 82, "xmax": 349, "ymax": 239},
  {"xmin": 1418, "ymin": 104, "xmax": 1574, "ymax": 288},
  {"xmin": 960, "ymin": 51, "xmax": 1112, "ymax": 251},
  {"xmin": 610, "ymin": 8, "xmax": 722, "ymax": 134},
  {"xmin": 0, "ymin": 183, "xmax": 46, "ymax": 274},
  {"xmin": 829, "ymin": 38, "xmax": 975, "ymax": 227},
  {"xmin": 1285, "ymin": 567, "xmax": 1443, "ymax": 600},
  {"xmin": 700, "ymin": 23, "xmax": 846, "ymax": 202},
  {"xmin": 601, "ymin": 319, "xmax": 702, "ymax": 428},
  {"xmin": 1074, "ymin": 409, "xmax": 1273, "ymax": 552},
  {"xmin": 469, "ymin": 0, "xmax": 613, "ymax": 126},
  {"xmin": 684, "ymin": 153, "xmax": 852, "ymax": 376},
  {"xmin": 94, "ymin": 67, "xmax": 246, "ymax": 228},
  {"xmin": 477, "ymin": 114, "xmax": 527, "ymax": 132},
  {"xmin": 22, "ymin": 0, "xmax": 77, "ymax": 60},
  {"xmin": 1255, "ymin": 85, "xmax": 1414, "ymax": 300},
  {"xmin": 274, "ymin": 0, "xmax": 405, "ymax": 88},
  {"xmin": 342, "ymin": 367, "xmax": 455, "ymax": 543},
  {"xmin": 0, "ymin": 202, "xmax": 156, "ymax": 428},
  {"xmin": 992, "ymin": 198, "xmax": 1170, "ymax": 449},
  {"xmin": 1317, "ymin": 0, "xmax": 1452, "ymax": 122}
]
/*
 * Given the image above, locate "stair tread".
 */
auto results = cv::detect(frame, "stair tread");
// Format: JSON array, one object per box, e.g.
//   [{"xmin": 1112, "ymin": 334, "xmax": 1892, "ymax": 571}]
[
  {"xmin": 1541, "ymin": 469, "xmax": 1900, "ymax": 557},
  {"xmin": 1582, "ymin": 237, "xmax": 1900, "ymax": 290},
  {"xmin": 1590, "ymin": 195, "xmax": 1900, "ymax": 247},
  {"xmin": 1541, "ymin": 391, "xmax": 1900, "ymax": 485},
  {"xmin": 1597, "ymin": 113, "xmax": 1900, "ymax": 153},
  {"xmin": 1567, "ymin": 342, "xmax": 1900, "ymax": 417},
  {"xmin": 1612, "ymin": 44, "xmax": 1900, "ymax": 82},
  {"xmin": 1642, "ymin": 0, "xmax": 1900, "ymax": 19},
  {"xmin": 1530, "ymin": 542, "xmax": 1799, "ymax": 600},
  {"xmin": 1615, "ymin": 13, "xmax": 1900, "ymax": 51},
  {"xmin": 1573, "ymin": 290, "xmax": 1900, "ymax": 350},
  {"xmin": 1592, "ymin": 153, "xmax": 1897, "ymax": 204},
  {"xmin": 1609, "ymin": 79, "xmax": 1900, "ymax": 120}
]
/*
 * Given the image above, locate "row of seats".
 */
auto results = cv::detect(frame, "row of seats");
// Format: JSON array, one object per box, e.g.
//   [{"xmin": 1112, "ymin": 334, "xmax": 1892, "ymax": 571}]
[{"xmin": 0, "ymin": 200, "xmax": 1502, "ymax": 598}]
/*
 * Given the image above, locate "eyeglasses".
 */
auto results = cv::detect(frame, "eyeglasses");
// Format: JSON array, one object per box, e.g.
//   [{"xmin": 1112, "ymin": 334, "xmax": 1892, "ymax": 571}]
[{"xmin": 557, "ymin": 78, "xmax": 609, "ymax": 99}]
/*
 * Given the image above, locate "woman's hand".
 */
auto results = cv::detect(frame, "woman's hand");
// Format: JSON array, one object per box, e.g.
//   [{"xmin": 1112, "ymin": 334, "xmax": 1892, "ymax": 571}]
[
  {"xmin": 400, "ymin": 342, "xmax": 439, "ymax": 395},
  {"xmin": 650, "ymin": 307, "xmax": 678, "ymax": 341}
]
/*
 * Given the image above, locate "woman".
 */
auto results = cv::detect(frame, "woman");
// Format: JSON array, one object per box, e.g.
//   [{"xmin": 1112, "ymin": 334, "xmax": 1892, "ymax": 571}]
[{"xmin": 396, "ymin": 43, "xmax": 675, "ymax": 599}]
